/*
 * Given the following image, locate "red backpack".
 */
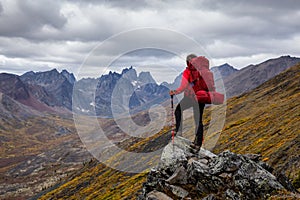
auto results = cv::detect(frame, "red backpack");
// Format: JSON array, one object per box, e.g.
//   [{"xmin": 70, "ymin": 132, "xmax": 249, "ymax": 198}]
[{"xmin": 188, "ymin": 56, "xmax": 224, "ymax": 105}]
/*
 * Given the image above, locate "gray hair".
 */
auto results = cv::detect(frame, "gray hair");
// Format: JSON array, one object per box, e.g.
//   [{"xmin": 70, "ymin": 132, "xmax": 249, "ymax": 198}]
[{"xmin": 186, "ymin": 54, "xmax": 197, "ymax": 65}]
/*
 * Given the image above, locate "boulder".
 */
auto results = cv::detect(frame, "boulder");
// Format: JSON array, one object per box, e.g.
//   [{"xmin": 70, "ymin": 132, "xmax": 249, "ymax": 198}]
[
  {"xmin": 146, "ymin": 190, "xmax": 173, "ymax": 200},
  {"xmin": 141, "ymin": 136, "xmax": 296, "ymax": 199}
]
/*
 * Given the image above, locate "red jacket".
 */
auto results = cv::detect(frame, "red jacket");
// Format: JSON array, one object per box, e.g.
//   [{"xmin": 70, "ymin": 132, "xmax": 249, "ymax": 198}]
[{"xmin": 175, "ymin": 57, "xmax": 215, "ymax": 98}]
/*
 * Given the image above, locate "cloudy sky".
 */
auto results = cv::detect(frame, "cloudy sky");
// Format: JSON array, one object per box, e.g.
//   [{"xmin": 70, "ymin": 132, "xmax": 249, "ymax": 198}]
[{"xmin": 0, "ymin": 0, "xmax": 299, "ymax": 82}]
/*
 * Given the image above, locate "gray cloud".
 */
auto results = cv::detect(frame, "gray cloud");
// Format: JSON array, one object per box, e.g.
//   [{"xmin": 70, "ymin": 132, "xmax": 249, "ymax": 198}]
[
  {"xmin": 0, "ymin": 2, "xmax": 3, "ymax": 15},
  {"xmin": 0, "ymin": 0, "xmax": 67, "ymax": 39},
  {"xmin": 19, "ymin": 0, "xmax": 66, "ymax": 29},
  {"xmin": 106, "ymin": 0, "xmax": 149, "ymax": 9},
  {"xmin": 68, "ymin": 0, "xmax": 162, "ymax": 10},
  {"xmin": 0, "ymin": 0, "xmax": 299, "ymax": 80},
  {"xmin": 199, "ymin": 0, "xmax": 300, "ymax": 14},
  {"xmin": 191, "ymin": 0, "xmax": 300, "ymax": 40}
]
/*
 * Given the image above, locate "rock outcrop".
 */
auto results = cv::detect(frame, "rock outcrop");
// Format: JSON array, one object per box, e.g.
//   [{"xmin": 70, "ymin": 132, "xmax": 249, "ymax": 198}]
[{"xmin": 141, "ymin": 137, "xmax": 296, "ymax": 200}]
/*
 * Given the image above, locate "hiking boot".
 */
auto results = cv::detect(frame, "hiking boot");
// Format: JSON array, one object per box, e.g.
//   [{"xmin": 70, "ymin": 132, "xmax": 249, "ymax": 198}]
[
  {"xmin": 174, "ymin": 130, "xmax": 182, "ymax": 136},
  {"xmin": 190, "ymin": 142, "xmax": 196, "ymax": 149},
  {"xmin": 190, "ymin": 143, "xmax": 201, "ymax": 153},
  {"xmin": 190, "ymin": 142, "xmax": 201, "ymax": 148},
  {"xmin": 190, "ymin": 137, "xmax": 199, "ymax": 148},
  {"xmin": 193, "ymin": 145, "xmax": 201, "ymax": 152}
]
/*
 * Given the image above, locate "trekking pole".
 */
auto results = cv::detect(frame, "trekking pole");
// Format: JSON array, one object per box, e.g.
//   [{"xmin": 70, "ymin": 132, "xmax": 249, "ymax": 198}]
[{"xmin": 171, "ymin": 95, "xmax": 175, "ymax": 144}]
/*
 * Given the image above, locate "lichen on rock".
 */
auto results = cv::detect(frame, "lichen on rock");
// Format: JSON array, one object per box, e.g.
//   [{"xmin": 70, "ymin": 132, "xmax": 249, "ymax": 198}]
[{"xmin": 141, "ymin": 136, "xmax": 296, "ymax": 200}]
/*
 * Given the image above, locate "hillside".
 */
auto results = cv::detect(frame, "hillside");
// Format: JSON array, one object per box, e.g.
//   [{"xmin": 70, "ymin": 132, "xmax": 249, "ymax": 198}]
[
  {"xmin": 0, "ymin": 73, "xmax": 54, "ymax": 112},
  {"xmin": 213, "ymin": 63, "xmax": 300, "ymax": 181},
  {"xmin": 224, "ymin": 55, "xmax": 300, "ymax": 97},
  {"xmin": 37, "ymin": 63, "xmax": 300, "ymax": 199},
  {"xmin": 0, "ymin": 96, "xmax": 91, "ymax": 200}
]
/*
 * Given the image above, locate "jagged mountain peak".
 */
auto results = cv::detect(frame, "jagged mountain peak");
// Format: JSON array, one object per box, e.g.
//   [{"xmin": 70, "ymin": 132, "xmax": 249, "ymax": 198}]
[
  {"xmin": 211, "ymin": 63, "xmax": 238, "ymax": 79},
  {"xmin": 21, "ymin": 68, "xmax": 75, "ymax": 84},
  {"xmin": 99, "ymin": 67, "xmax": 155, "ymax": 85},
  {"xmin": 217, "ymin": 63, "xmax": 236, "ymax": 70},
  {"xmin": 213, "ymin": 63, "xmax": 234, "ymax": 68},
  {"xmin": 61, "ymin": 69, "xmax": 76, "ymax": 84},
  {"xmin": 138, "ymin": 71, "xmax": 156, "ymax": 84},
  {"xmin": 61, "ymin": 69, "xmax": 69, "ymax": 73},
  {"xmin": 107, "ymin": 70, "xmax": 121, "ymax": 78},
  {"xmin": 21, "ymin": 70, "xmax": 35, "ymax": 76},
  {"xmin": 91, "ymin": 67, "xmax": 168, "ymax": 117},
  {"xmin": 50, "ymin": 68, "xmax": 59, "ymax": 73},
  {"xmin": 120, "ymin": 66, "xmax": 138, "ymax": 82},
  {"xmin": 21, "ymin": 68, "xmax": 60, "ymax": 83},
  {"xmin": 19, "ymin": 68, "xmax": 74, "ymax": 110},
  {"xmin": 121, "ymin": 66, "xmax": 134, "ymax": 74}
]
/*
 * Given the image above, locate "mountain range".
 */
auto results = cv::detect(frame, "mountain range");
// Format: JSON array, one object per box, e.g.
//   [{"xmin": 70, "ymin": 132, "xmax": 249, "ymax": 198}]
[
  {"xmin": 1, "ymin": 55, "xmax": 299, "ymax": 118},
  {"xmin": 20, "ymin": 69, "xmax": 75, "ymax": 110},
  {"xmin": 223, "ymin": 55, "xmax": 300, "ymax": 97},
  {"xmin": 0, "ymin": 69, "xmax": 75, "ymax": 113},
  {"xmin": 1, "ymin": 55, "xmax": 300, "ymax": 199},
  {"xmin": 74, "ymin": 66, "xmax": 169, "ymax": 117}
]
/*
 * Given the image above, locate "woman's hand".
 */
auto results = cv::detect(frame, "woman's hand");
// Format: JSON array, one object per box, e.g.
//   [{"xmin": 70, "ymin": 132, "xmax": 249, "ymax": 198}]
[{"xmin": 169, "ymin": 90, "xmax": 177, "ymax": 96}]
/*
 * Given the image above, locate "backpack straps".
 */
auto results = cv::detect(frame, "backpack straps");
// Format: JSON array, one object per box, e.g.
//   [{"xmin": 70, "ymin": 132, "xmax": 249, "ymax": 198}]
[{"xmin": 189, "ymin": 68, "xmax": 202, "ymax": 86}]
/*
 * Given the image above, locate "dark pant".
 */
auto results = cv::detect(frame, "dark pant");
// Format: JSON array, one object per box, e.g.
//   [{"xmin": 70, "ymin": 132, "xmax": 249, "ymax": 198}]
[{"xmin": 174, "ymin": 96, "xmax": 205, "ymax": 146}]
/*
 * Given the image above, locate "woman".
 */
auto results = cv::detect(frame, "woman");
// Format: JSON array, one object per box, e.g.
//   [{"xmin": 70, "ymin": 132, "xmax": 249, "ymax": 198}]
[{"xmin": 169, "ymin": 54, "xmax": 215, "ymax": 152}]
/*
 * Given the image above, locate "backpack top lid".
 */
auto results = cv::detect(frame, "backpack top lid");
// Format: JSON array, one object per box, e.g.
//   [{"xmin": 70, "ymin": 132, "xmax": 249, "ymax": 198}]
[{"xmin": 190, "ymin": 56, "xmax": 209, "ymax": 70}]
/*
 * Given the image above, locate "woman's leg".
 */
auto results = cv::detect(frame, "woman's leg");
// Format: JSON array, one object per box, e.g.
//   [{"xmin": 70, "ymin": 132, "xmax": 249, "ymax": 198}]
[
  {"xmin": 174, "ymin": 104, "xmax": 182, "ymax": 134},
  {"xmin": 193, "ymin": 102, "xmax": 205, "ymax": 147},
  {"xmin": 174, "ymin": 96, "xmax": 193, "ymax": 135}
]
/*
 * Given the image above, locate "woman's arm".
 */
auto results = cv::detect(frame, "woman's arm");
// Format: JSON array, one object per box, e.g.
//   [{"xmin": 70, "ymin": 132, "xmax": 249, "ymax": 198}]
[{"xmin": 172, "ymin": 69, "xmax": 190, "ymax": 95}]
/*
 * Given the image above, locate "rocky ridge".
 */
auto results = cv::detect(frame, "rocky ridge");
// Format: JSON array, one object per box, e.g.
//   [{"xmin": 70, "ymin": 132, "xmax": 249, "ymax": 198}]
[
  {"xmin": 211, "ymin": 63, "xmax": 238, "ymax": 79},
  {"xmin": 20, "ymin": 69, "xmax": 75, "ymax": 110},
  {"xmin": 224, "ymin": 55, "xmax": 300, "ymax": 98},
  {"xmin": 141, "ymin": 137, "xmax": 297, "ymax": 200}
]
